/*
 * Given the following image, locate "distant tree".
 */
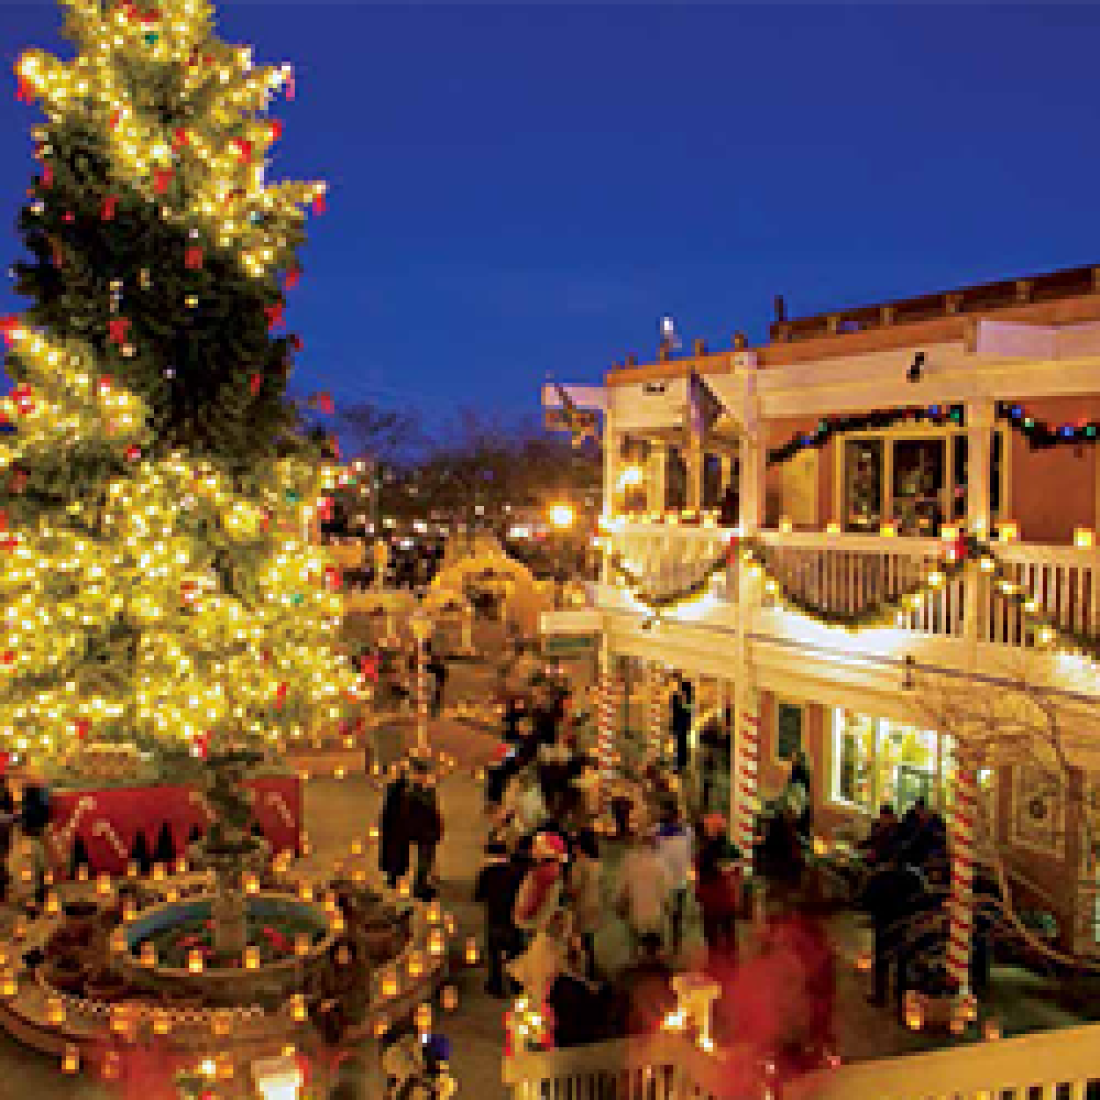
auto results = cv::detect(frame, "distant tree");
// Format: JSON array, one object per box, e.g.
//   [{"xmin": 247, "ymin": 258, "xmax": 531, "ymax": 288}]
[{"xmin": 338, "ymin": 401, "xmax": 420, "ymax": 466}]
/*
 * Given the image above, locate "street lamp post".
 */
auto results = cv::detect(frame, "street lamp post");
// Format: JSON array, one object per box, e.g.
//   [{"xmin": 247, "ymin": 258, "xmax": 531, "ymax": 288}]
[{"xmin": 409, "ymin": 613, "xmax": 433, "ymax": 755}]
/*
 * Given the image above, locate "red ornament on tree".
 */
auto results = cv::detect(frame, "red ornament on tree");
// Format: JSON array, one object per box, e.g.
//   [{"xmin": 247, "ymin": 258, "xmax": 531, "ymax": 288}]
[
  {"xmin": 312, "ymin": 191, "xmax": 326, "ymax": 215},
  {"xmin": 285, "ymin": 68, "xmax": 296, "ymax": 100},
  {"xmin": 62, "ymin": 211, "xmax": 74, "ymax": 223},
  {"xmin": 0, "ymin": 315, "xmax": 22, "ymax": 346},
  {"xmin": 231, "ymin": 138, "xmax": 253, "ymax": 162},
  {"xmin": 13, "ymin": 385, "xmax": 35, "ymax": 416},
  {"xmin": 275, "ymin": 682, "xmax": 288, "ymax": 709},
  {"xmin": 284, "ymin": 266, "xmax": 301, "ymax": 291},
  {"xmin": 15, "ymin": 76, "xmax": 34, "ymax": 103},
  {"xmin": 74, "ymin": 719, "xmax": 90, "ymax": 741},
  {"xmin": 41, "ymin": 164, "xmax": 52, "ymax": 188},
  {"xmin": 324, "ymin": 566, "xmax": 343, "ymax": 591},
  {"xmin": 101, "ymin": 193, "xmax": 119, "ymax": 220},
  {"xmin": 0, "ymin": 652, "xmax": 12, "ymax": 667},
  {"xmin": 314, "ymin": 391, "xmax": 334, "ymax": 415},
  {"xmin": 109, "ymin": 108, "xmax": 121, "ymax": 129},
  {"xmin": 108, "ymin": 316, "xmax": 130, "ymax": 345},
  {"xmin": 269, "ymin": 119, "xmax": 283, "ymax": 142},
  {"xmin": 172, "ymin": 126, "xmax": 189, "ymax": 151},
  {"xmin": 125, "ymin": 445, "xmax": 141, "ymax": 462},
  {"xmin": 184, "ymin": 245, "xmax": 203, "ymax": 270},
  {"xmin": 250, "ymin": 372, "xmax": 263, "ymax": 396},
  {"xmin": 264, "ymin": 303, "xmax": 285, "ymax": 331},
  {"xmin": 98, "ymin": 374, "xmax": 113, "ymax": 395},
  {"xmin": 153, "ymin": 166, "xmax": 173, "ymax": 194}
]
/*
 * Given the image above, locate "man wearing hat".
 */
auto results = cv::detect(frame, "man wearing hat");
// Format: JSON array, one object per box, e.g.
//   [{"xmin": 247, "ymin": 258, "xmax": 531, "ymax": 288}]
[{"xmin": 508, "ymin": 829, "xmax": 570, "ymax": 1004}]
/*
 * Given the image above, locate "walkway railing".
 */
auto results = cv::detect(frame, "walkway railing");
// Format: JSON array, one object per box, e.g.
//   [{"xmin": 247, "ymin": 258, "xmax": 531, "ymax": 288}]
[
  {"xmin": 602, "ymin": 523, "xmax": 1100, "ymax": 652},
  {"xmin": 503, "ymin": 1022, "xmax": 1100, "ymax": 1100}
]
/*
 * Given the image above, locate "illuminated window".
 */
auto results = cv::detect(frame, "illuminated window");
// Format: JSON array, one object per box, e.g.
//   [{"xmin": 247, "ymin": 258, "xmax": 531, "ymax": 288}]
[{"xmin": 830, "ymin": 708, "xmax": 952, "ymax": 815}]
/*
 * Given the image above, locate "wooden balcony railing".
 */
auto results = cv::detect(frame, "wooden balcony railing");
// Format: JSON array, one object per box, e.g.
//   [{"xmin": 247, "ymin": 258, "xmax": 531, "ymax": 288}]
[
  {"xmin": 504, "ymin": 1021, "xmax": 1100, "ymax": 1100},
  {"xmin": 603, "ymin": 524, "xmax": 1100, "ymax": 655}
]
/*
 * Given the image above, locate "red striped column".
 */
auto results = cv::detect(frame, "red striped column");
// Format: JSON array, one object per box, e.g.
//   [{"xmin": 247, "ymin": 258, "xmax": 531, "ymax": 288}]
[
  {"xmin": 647, "ymin": 662, "xmax": 664, "ymax": 762},
  {"xmin": 596, "ymin": 662, "xmax": 620, "ymax": 805},
  {"xmin": 947, "ymin": 752, "xmax": 977, "ymax": 1002},
  {"xmin": 733, "ymin": 693, "xmax": 761, "ymax": 864}
]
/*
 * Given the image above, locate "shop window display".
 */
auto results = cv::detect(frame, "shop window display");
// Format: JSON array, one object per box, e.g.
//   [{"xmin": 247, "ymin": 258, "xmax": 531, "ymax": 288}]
[
  {"xmin": 831, "ymin": 709, "xmax": 950, "ymax": 815},
  {"xmin": 891, "ymin": 439, "xmax": 945, "ymax": 537},
  {"xmin": 844, "ymin": 439, "xmax": 883, "ymax": 532}
]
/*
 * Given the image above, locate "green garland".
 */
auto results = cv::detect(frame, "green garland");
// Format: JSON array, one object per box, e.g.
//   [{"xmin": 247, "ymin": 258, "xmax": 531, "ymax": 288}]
[{"xmin": 609, "ymin": 533, "xmax": 1100, "ymax": 665}]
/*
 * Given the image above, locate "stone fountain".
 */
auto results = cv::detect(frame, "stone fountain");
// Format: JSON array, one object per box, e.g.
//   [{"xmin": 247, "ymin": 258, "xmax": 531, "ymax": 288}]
[{"xmin": 188, "ymin": 747, "xmax": 270, "ymax": 955}]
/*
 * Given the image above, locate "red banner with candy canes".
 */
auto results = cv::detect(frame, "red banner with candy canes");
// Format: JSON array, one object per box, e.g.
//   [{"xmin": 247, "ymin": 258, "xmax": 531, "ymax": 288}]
[{"xmin": 46, "ymin": 773, "xmax": 302, "ymax": 878}]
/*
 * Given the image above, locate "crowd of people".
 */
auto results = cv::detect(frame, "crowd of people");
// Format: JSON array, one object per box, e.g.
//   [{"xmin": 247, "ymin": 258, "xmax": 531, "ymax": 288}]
[{"xmin": 371, "ymin": 642, "xmax": 1002, "ymax": 1091}]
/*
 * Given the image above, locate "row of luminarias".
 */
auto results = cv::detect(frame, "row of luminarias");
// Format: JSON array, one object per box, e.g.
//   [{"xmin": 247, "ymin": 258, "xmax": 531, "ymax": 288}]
[{"xmin": 2, "ymin": 832, "xmax": 477, "ymax": 1082}]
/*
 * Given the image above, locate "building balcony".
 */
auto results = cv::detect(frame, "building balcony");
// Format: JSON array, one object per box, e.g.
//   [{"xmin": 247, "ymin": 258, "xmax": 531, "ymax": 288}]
[{"xmin": 539, "ymin": 522, "xmax": 1100, "ymax": 709}]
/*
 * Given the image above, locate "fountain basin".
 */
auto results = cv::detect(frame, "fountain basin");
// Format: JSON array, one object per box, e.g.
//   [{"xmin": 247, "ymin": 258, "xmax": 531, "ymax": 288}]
[{"xmin": 117, "ymin": 892, "xmax": 335, "ymax": 1007}]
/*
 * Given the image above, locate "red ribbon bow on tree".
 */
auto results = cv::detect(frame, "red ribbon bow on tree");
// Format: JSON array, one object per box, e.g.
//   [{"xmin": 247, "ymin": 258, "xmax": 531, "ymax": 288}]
[
  {"xmin": 275, "ymin": 682, "xmax": 288, "ymax": 709},
  {"xmin": 184, "ymin": 245, "xmax": 203, "ymax": 270},
  {"xmin": 269, "ymin": 120, "xmax": 283, "ymax": 142},
  {"xmin": 15, "ymin": 76, "xmax": 34, "ymax": 104},
  {"xmin": 250, "ymin": 373, "xmax": 263, "ymax": 396},
  {"xmin": 40, "ymin": 164, "xmax": 53, "ymax": 188},
  {"xmin": 153, "ymin": 167, "xmax": 173, "ymax": 194},
  {"xmin": 312, "ymin": 191, "xmax": 326, "ymax": 215},
  {"xmin": 231, "ymin": 138, "xmax": 253, "ymax": 162},
  {"xmin": 172, "ymin": 126, "xmax": 189, "ymax": 151},
  {"xmin": 101, "ymin": 194, "xmax": 119, "ymax": 221},
  {"xmin": 284, "ymin": 266, "xmax": 301, "ymax": 291}
]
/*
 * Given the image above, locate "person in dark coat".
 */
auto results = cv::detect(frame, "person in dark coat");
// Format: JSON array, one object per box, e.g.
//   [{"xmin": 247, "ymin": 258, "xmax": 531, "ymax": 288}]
[
  {"xmin": 0, "ymin": 778, "xmax": 15, "ymax": 903},
  {"xmin": 426, "ymin": 648, "xmax": 448, "ymax": 718},
  {"xmin": 718, "ymin": 482, "xmax": 739, "ymax": 528},
  {"xmin": 379, "ymin": 765, "xmax": 412, "ymax": 889},
  {"xmin": 405, "ymin": 759, "xmax": 443, "ymax": 900},
  {"xmin": 474, "ymin": 839, "xmax": 527, "ymax": 997},
  {"xmin": 669, "ymin": 676, "xmax": 693, "ymax": 774},
  {"xmin": 862, "ymin": 862, "xmax": 925, "ymax": 1010},
  {"xmin": 695, "ymin": 814, "xmax": 742, "ymax": 965}
]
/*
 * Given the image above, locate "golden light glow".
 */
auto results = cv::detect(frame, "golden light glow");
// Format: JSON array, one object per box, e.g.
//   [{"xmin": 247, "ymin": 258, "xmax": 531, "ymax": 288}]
[
  {"xmin": 2, "ymin": 11, "xmax": 360, "ymax": 771},
  {"xmin": 548, "ymin": 503, "xmax": 575, "ymax": 530}
]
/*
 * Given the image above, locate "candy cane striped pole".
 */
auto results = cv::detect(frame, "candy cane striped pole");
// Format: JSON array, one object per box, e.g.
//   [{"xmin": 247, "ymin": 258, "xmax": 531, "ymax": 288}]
[
  {"xmin": 596, "ymin": 661, "xmax": 619, "ymax": 807},
  {"xmin": 733, "ymin": 691, "xmax": 761, "ymax": 868},
  {"xmin": 947, "ymin": 751, "xmax": 978, "ymax": 1004},
  {"xmin": 647, "ymin": 662, "xmax": 664, "ymax": 762}
]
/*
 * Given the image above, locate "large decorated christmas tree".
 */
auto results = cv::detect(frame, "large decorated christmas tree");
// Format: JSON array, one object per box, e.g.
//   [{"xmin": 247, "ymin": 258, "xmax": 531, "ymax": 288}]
[{"xmin": 1, "ymin": 0, "xmax": 362, "ymax": 772}]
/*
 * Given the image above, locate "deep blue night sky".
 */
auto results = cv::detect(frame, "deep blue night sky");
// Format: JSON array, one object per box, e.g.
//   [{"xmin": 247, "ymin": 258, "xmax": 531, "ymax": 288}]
[{"xmin": 2, "ymin": 3, "xmax": 1099, "ymax": 440}]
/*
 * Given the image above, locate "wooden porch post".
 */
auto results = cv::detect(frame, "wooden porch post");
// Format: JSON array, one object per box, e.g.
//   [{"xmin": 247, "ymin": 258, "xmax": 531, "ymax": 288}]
[
  {"xmin": 685, "ymin": 435, "xmax": 704, "ymax": 513},
  {"xmin": 964, "ymin": 400, "xmax": 994, "ymax": 644},
  {"xmin": 602, "ymin": 409, "xmax": 619, "ymax": 586},
  {"xmin": 649, "ymin": 442, "xmax": 668, "ymax": 517}
]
